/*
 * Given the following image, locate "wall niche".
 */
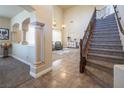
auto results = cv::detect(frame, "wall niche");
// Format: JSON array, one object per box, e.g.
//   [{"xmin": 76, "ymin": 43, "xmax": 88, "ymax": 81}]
[
  {"xmin": 12, "ymin": 23, "xmax": 21, "ymax": 43},
  {"xmin": 21, "ymin": 18, "xmax": 30, "ymax": 45}
]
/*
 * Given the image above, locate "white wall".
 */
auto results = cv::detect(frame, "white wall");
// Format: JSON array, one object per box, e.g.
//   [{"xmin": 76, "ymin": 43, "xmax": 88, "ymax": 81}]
[
  {"xmin": 116, "ymin": 5, "xmax": 124, "ymax": 51},
  {"xmin": 114, "ymin": 65, "xmax": 124, "ymax": 88},
  {"xmin": 12, "ymin": 43, "xmax": 35, "ymax": 65},
  {"xmin": 63, "ymin": 5, "xmax": 104, "ymax": 47}
]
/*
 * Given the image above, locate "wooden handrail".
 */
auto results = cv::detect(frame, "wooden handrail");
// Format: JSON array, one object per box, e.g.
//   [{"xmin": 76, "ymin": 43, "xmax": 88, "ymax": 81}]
[
  {"xmin": 80, "ymin": 8, "xmax": 96, "ymax": 73},
  {"xmin": 113, "ymin": 5, "xmax": 124, "ymax": 35}
]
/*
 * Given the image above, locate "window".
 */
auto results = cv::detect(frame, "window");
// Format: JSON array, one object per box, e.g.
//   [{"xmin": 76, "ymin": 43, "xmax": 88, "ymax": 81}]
[{"xmin": 52, "ymin": 29, "xmax": 62, "ymax": 44}]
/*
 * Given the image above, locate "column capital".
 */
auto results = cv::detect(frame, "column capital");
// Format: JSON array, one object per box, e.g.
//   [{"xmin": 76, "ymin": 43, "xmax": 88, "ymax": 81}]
[{"xmin": 31, "ymin": 21, "xmax": 45, "ymax": 27}]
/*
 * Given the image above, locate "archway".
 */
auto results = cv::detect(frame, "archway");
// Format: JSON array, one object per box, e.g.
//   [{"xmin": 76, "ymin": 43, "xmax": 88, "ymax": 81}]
[{"xmin": 22, "ymin": 18, "xmax": 30, "ymax": 45}]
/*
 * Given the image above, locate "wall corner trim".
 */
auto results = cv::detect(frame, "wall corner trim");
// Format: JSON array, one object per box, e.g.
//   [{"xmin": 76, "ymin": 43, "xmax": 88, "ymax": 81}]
[{"xmin": 30, "ymin": 67, "xmax": 52, "ymax": 78}]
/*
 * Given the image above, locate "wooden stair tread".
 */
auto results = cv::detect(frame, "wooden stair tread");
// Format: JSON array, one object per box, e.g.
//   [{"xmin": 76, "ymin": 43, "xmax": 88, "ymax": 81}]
[
  {"xmin": 91, "ymin": 43, "xmax": 122, "ymax": 46},
  {"xmin": 85, "ymin": 66, "xmax": 113, "ymax": 87},
  {"xmin": 88, "ymin": 53, "xmax": 124, "ymax": 60},
  {"xmin": 87, "ymin": 59, "xmax": 114, "ymax": 69},
  {"xmin": 89, "ymin": 48, "xmax": 124, "ymax": 53},
  {"xmin": 93, "ymin": 34, "xmax": 119, "ymax": 37}
]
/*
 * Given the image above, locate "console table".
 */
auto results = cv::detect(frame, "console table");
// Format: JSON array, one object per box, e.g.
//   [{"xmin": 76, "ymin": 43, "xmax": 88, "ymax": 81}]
[
  {"xmin": 0, "ymin": 43, "xmax": 11, "ymax": 58},
  {"xmin": 67, "ymin": 41, "xmax": 78, "ymax": 48}
]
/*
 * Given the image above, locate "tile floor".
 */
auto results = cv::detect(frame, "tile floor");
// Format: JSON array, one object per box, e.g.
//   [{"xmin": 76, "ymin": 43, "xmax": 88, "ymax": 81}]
[{"xmin": 18, "ymin": 48, "xmax": 101, "ymax": 88}]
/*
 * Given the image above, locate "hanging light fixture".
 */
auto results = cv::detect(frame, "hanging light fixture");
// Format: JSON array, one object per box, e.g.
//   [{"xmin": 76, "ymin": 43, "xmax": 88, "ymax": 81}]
[
  {"xmin": 52, "ymin": 20, "xmax": 57, "ymax": 28},
  {"xmin": 61, "ymin": 24, "xmax": 66, "ymax": 29}
]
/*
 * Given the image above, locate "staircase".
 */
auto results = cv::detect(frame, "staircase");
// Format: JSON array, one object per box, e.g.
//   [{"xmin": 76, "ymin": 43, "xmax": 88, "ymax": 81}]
[{"xmin": 85, "ymin": 14, "xmax": 124, "ymax": 88}]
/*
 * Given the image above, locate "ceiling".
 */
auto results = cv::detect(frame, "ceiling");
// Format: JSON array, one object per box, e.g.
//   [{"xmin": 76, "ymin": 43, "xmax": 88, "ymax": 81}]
[
  {"xmin": 58, "ymin": 5, "xmax": 77, "ymax": 10},
  {"xmin": 0, "ymin": 5, "xmax": 24, "ymax": 18}
]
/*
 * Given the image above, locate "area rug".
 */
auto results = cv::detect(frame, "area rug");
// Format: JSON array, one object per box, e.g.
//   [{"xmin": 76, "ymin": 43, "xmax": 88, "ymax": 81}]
[{"xmin": 0, "ymin": 57, "xmax": 33, "ymax": 88}]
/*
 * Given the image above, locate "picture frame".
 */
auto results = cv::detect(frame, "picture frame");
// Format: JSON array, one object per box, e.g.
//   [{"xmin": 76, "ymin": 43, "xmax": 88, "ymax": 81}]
[{"xmin": 0, "ymin": 28, "xmax": 9, "ymax": 40}]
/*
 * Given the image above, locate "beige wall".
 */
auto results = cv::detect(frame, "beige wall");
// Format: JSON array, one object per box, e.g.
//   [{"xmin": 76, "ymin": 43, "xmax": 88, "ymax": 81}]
[
  {"xmin": 52, "ymin": 6, "xmax": 63, "ymax": 44},
  {"xmin": 116, "ymin": 5, "xmax": 124, "ymax": 51},
  {"xmin": 62, "ymin": 5, "xmax": 104, "ymax": 47},
  {"xmin": 0, "ymin": 17, "xmax": 11, "ymax": 56},
  {"xmin": 53, "ymin": 6, "xmax": 63, "ymax": 29},
  {"xmin": 0, "ymin": 16, "xmax": 11, "ymax": 43},
  {"xmin": 117, "ymin": 5, "xmax": 124, "ymax": 28},
  {"xmin": 0, "ymin": 16, "xmax": 10, "ymax": 29}
]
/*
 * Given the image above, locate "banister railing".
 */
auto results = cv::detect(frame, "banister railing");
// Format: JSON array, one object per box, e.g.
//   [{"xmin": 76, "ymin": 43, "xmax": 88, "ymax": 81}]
[
  {"xmin": 79, "ymin": 5, "xmax": 124, "ymax": 73},
  {"xmin": 80, "ymin": 8, "xmax": 96, "ymax": 73},
  {"xmin": 113, "ymin": 5, "xmax": 124, "ymax": 35}
]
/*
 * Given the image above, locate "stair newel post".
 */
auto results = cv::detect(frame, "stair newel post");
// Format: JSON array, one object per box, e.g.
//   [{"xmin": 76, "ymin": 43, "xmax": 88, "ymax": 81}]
[
  {"xmin": 80, "ymin": 39, "xmax": 86, "ymax": 73},
  {"xmin": 80, "ymin": 39, "xmax": 83, "ymax": 73}
]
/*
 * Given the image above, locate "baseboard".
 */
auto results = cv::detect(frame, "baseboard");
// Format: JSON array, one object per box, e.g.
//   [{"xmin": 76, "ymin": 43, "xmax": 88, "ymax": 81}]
[
  {"xmin": 0, "ymin": 54, "xmax": 30, "ymax": 66},
  {"xmin": 0, "ymin": 54, "xmax": 12, "ymax": 58},
  {"xmin": 1, "ymin": 54, "xmax": 51, "ymax": 79},
  {"xmin": 30, "ymin": 67, "xmax": 52, "ymax": 78},
  {"xmin": 11, "ymin": 55, "xmax": 30, "ymax": 66}
]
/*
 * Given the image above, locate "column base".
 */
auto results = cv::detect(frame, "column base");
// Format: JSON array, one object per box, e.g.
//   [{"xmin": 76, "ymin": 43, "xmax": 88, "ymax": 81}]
[{"xmin": 30, "ymin": 63, "xmax": 52, "ymax": 78}]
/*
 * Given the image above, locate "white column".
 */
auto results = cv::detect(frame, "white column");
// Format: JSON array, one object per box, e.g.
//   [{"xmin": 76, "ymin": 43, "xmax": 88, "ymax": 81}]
[
  {"xmin": 34, "ymin": 25, "xmax": 42, "ymax": 65},
  {"xmin": 30, "ymin": 21, "xmax": 45, "ymax": 78}
]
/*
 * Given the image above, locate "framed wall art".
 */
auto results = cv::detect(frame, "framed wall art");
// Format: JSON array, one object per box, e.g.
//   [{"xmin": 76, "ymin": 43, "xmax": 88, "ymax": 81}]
[{"xmin": 0, "ymin": 28, "xmax": 9, "ymax": 40}]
